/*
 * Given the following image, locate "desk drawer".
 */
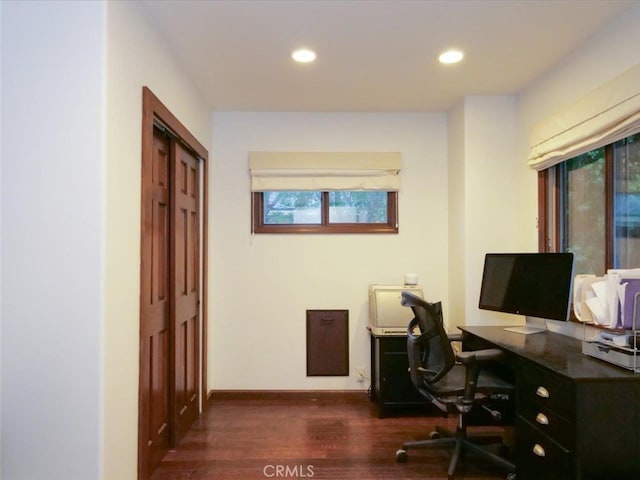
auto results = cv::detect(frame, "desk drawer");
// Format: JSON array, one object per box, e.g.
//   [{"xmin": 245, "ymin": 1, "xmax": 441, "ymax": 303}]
[
  {"xmin": 516, "ymin": 417, "xmax": 571, "ymax": 480},
  {"xmin": 519, "ymin": 402, "xmax": 572, "ymax": 449},
  {"xmin": 518, "ymin": 364, "xmax": 573, "ymax": 420}
]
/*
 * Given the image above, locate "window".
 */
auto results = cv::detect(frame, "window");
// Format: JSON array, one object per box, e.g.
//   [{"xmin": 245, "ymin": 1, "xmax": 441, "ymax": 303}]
[
  {"xmin": 557, "ymin": 149, "xmax": 606, "ymax": 275},
  {"xmin": 531, "ymin": 66, "xmax": 639, "ymax": 275},
  {"xmin": 252, "ymin": 190, "xmax": 398, "ymax": 233},
  {"xmin": 540, "ymin": 133, "xmax": 640, "ymax": 275},
  {"xmin": 249, "ymin": 151, "xmax": 401, "ymax": 234}
]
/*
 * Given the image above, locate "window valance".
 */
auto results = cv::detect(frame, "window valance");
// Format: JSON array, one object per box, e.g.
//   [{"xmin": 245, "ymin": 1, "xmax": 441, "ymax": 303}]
[
  {"xmin": 249, "ymin": 152, "xmax": 401, "ymax": 191},
  {"xmin": 528, "ymin": 64, "xmax": 640, "ymax": 171}
]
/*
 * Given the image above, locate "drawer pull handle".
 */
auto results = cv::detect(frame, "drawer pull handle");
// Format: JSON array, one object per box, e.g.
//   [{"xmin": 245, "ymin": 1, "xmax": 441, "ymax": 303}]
[
  {"xmin": 533, "ymin": 443, "xmax": 546, "ymax": 457},
  {"xmin": 535, "ymin": 412, "xmax": 549, "ymax": 425},
  {"xmin": 535, "ymin": 386, "xmax": 550, "ymax": 398}
]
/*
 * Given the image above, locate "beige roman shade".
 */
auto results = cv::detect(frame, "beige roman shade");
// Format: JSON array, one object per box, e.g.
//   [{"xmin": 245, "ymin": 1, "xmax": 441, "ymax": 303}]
[
  {"xmin": 528, "ymin": 64, "xmax": 640, "ymax": 171},
  {"xmin": 249, "ymin": 152, "xmax": 401, "ymax": 191}
]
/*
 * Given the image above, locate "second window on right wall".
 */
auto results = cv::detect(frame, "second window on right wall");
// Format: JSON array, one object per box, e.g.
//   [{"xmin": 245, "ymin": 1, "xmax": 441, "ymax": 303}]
[{"xmin": 540, "ymin": 133, "xmax": 640, "ymax": 276}]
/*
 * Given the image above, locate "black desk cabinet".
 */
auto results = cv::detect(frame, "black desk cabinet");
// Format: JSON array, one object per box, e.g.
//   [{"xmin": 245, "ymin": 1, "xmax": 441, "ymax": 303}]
[
  {"xmin": 461, "ymin": 326, "xmax": 640, "ymax": 480},
  {"xmin": 369, "ymin": 332, "xmax": 429, "ymax": 418}
]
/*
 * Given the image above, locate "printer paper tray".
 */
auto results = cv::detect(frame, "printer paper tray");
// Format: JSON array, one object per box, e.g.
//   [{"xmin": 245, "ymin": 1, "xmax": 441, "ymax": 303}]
[{"xmin": 582, "ymin": 340, "xmax": 640, "ymax": 371}]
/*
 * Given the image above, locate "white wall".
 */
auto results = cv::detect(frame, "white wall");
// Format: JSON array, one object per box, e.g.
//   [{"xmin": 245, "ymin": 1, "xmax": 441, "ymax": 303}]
[
  {"xmin": 447, "ymin": 96, "xmax": 524, "ymax": 328},
  {"xmin": 461, "ymin": 96, "xmax": 523, "ymax": 326},
  {"xmin": 210, "ymin": 112, "xmax": 447, "ymax": 389},
  {"xmin": 0, "ymin": 2, "xmax": 4, "ymax": 471},
  {"xmin": 104, "ymin": 1, "xmax": 211, "ymax": 479},
  {"xmin": 447, "ymin": 103, "xmax": 466, "ymax": 327},
  {"xmin": 1, "ymin": 1, "xmax": 212, "ymax": 479},
  {"xmin": 519, "ymin": 4, "xmax": 640, "ymax": 138},
  {"xmin": 1, "ymin": 1, "xmax": 105, "ymax": 478}
]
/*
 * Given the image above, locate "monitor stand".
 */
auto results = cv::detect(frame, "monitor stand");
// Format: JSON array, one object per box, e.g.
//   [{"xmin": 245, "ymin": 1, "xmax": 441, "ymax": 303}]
[{"xmin": 504, "ymin": 317, "xmax": 547, "ymax": 335}]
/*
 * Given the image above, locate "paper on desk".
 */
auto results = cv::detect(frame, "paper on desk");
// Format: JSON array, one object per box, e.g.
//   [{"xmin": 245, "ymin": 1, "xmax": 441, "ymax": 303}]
[
  {"xmin": 586, "ymin": 296, "xmax": 607, "ymax": 325},
  {"xmin": 606, "ymin": 273, "xmax": 621, "ymax": 328},
  {"xmin": 573, "ymin": 274, "xmax": 599, "ymax": 323},
  {"xmin": 584, "ymin": 280, "xmax": 609, "ymax": 325},
  {"xmin": 591, "ymin": 280, "xmax": 607, "ymax": 302},
  {"xmin": 576, "ymin": 269, "xmax": 640, "ymax": 328}
]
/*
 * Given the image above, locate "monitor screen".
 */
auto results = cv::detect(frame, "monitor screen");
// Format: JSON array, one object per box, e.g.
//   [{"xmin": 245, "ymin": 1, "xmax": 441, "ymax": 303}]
[{"xmin": 478, "ymin": 253, "xmax": 574, "ymax": 321}]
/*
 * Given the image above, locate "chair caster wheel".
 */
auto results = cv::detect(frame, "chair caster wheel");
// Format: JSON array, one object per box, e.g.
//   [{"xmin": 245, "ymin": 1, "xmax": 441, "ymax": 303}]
[
  {"xmin": 396, "ymin": 449, "xmax": 408, "ymax": 463},
  {"xmin": 506, "ymin": 473, "xmax": 516, "ymax": 480},
  {"xmin": 429, "ymin": 431, "xmax": 441, "ymax": 439}
]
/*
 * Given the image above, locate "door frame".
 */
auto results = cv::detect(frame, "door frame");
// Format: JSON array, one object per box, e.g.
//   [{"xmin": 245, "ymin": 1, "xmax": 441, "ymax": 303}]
[{"xmin": 139, "ymin": 86, "xmax": 209, "ymax": 479}]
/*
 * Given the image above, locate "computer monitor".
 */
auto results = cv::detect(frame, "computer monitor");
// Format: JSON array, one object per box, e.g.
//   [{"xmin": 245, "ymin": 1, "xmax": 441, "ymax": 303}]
[{"xmin": 478, "ymin": 253, "xmax": 574, "ymax": 333}]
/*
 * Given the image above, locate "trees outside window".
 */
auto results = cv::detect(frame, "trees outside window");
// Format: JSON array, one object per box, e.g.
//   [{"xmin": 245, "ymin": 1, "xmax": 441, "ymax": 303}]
[{"xmin": 253, "ymin": 191, "xmax": 398, "ymax": 234}]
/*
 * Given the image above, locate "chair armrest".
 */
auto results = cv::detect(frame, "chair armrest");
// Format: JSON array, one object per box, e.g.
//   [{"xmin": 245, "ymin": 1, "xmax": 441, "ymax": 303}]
[
  {"xmin": 455, "ymin": 348, "xmax": 506, "ymax": 410},
  {"xmin": 456, "ymin": 348, "xmax": 505, "ymax": 365},
  {"xmin": 447, "ymin": 333, "xmax": 464, "ymax": 343}
]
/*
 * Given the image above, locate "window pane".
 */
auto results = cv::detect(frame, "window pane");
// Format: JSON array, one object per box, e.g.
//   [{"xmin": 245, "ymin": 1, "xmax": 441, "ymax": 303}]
[
  {"xmin": 561, "ymin": 150, "xmax": 606, "ymax": 275},
  {"xmin": 613, "ymin": 133, "xmax": 640, "ymax": 268},
  {"xmin": 328, "ymin": 191, "xmax": 388, "ymax": 223},
  {"xmin": 263, "ymin": 191, "xmax": 322, "ymax": 224}
]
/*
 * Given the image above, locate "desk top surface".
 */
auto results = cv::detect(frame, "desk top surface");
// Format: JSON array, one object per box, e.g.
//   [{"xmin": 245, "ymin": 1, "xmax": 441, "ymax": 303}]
[{"xmin": 459, "ymin": 325, "xmax": 640, "ymax": 382}]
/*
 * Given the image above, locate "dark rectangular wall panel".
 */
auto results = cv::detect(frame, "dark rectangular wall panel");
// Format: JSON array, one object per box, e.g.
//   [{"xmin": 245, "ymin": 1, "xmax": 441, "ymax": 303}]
[{"xmin": 306, "ymin": 310, "xmax": 349, "ymax": 376}]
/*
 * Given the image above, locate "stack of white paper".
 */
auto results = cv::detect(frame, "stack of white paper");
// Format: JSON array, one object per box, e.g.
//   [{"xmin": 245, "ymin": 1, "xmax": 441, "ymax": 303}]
[{"xmin": 576, "ymin": 269, "xmax": 640, "ymax": 329}]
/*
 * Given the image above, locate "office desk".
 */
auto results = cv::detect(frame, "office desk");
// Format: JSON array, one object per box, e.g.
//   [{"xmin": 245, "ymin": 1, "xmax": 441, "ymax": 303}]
[{"xmin": 460, "ymin": 326, "xmax": 640, "ymax": 480}]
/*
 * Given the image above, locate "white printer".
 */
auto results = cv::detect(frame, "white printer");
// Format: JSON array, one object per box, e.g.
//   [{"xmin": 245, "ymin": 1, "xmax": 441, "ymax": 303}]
[{"xmin": 368, "ymin": 284, "xmax": 424, "ymax": 335}]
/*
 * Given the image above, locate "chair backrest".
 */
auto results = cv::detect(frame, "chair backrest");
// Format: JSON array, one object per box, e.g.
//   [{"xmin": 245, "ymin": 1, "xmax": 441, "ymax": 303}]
[{"xmin": 402, "ymin": 291, "xmax": 456, "ymax": 388}]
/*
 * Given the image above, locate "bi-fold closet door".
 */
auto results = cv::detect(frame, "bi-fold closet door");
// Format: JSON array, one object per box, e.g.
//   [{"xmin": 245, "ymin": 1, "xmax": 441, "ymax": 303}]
[{"xmin": 139, "ymin": 121, "xmax": 203, "ymax": 480}]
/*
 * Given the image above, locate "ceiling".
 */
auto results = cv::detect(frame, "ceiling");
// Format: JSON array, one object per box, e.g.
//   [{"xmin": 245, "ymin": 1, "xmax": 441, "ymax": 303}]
[{"xmin": 138, "ymin": 0, "xmax": 636, "ymax": 112}]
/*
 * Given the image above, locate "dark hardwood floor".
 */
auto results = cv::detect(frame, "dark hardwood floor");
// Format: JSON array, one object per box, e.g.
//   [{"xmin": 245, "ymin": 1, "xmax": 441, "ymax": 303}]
[{"xmin": 150, "ymin": 392, "xmax": 510, "ymax": 480}]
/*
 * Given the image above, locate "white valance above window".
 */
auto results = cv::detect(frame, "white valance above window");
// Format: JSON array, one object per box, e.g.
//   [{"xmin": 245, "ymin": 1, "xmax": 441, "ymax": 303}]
[
  {"xmin": 528, "ymin": 64, "xmax": 640, "ymax": 171},
  {"xmin": 249, "ymin": 151, "xmax": 401, "ymax": 191}
]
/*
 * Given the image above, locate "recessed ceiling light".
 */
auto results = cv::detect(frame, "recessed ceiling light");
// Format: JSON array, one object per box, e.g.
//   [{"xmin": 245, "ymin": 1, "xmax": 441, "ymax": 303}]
[
  {"xmin": 439, "ymin": 49, "xmax": 464, "ymax": 64},
  {"xmin": 292, "ymin": 48, "xmax": 316, "ymax": 63}
]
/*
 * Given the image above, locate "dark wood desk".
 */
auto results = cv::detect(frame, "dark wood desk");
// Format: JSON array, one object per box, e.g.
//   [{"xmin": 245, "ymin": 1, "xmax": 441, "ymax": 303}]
[{"xmin": 460, "ymin": 326, "xmax": 640, "ymax": 480}]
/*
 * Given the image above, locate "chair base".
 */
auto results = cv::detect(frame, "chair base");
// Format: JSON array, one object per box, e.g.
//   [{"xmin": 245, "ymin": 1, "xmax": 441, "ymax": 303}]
[{"xmin": 396, "ymin": 425, "xmax": 515, "ymax": 480}]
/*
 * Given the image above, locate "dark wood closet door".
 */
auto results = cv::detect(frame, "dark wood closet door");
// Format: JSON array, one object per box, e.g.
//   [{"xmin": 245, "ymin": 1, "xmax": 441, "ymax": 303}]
[
  {"xmin": 139, "ymin": 126, "xmax": 172, "ymax": 479},
  {"xmin": 139, "ymin": 87, "xmax": 209, "ymax": 480},
  {"xmin": 171, "ymin": 142, "xmax": 201, "ymax": 442}
]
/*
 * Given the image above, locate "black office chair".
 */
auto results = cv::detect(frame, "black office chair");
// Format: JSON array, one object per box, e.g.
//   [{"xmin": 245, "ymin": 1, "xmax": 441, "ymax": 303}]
[{"xmin": 396, "ymin": 291, "xmax": 516, "ymax": 480}]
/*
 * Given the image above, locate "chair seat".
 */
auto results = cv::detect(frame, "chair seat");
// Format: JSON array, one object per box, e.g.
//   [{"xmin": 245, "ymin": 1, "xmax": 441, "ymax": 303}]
[{"xmin": 418, "ymin": 363, "xmax": 514, "ymax": 404}]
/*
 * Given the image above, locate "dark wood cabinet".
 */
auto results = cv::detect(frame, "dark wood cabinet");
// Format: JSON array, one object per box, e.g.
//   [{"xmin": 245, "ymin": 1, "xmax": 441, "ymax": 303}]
[
  {"xmin": 515, "ymin": 361, "xmax": 574, "ymax": 480},
  {"xmin": 461, "ymin": 326, "xmax": 640, "ymax": 480},
  {"xmin": 369, "ymin": 332, "xmax": 430, "ymax": 418}
]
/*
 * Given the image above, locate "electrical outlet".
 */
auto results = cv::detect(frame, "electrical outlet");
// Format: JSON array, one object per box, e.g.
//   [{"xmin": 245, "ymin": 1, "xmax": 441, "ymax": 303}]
[{"xmin": 356, "ymin": 367, "xmax": 366, "ymax": 382}]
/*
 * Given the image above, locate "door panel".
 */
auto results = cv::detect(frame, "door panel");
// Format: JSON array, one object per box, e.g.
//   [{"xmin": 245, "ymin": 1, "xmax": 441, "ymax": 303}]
[
  {"xmin": 171, "ymin": 143, "xmax": 200, "ymax": 443},
  {"xmin": 139, "ymin": 127, "xmax": 172, "ymax": 479}
]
